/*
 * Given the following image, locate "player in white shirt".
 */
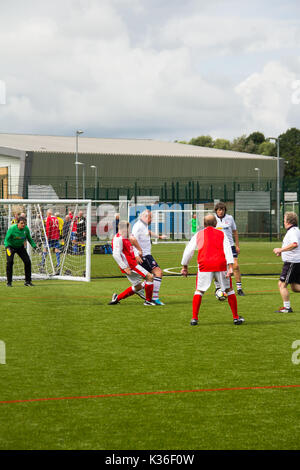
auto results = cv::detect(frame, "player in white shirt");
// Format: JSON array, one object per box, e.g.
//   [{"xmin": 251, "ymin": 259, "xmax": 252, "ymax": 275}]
[
  {"xmin": 214, "ymin": 202, "xmax": 245, "ymax": 296},
  {"xmin": 131, "ymin": 210, "xmax": 166, "ymax": 305},
  {"xmin": 273, "ymin": 212, "xmax": 300, "ymax": 313}
]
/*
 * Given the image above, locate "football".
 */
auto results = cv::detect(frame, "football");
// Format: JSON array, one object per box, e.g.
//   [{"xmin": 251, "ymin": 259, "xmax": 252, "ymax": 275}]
[{"xmin": 215, "ymin": 289, "xmax": 228, "ymax": 301}]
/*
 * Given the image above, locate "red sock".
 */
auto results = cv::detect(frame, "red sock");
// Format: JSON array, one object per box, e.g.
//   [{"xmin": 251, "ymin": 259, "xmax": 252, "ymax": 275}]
[
  {"xmin": 117, "ymin": 286, "xmax": 135, "ymax": 301},
  {"xmin": 145, "ymin": 282, "xmax": 154, "ymax": 301},
  {"xmin": 228, "ymin": 293, "xmax": 239, "ymax": 319},
  {"xmin": 192, "ymin": 293, "xmax": 202, "ymax": 320}
]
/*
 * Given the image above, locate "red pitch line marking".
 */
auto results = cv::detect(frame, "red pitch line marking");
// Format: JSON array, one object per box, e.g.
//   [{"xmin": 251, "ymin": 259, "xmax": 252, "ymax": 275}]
[{"xmin": 0, "ymin": 384, "xmax": 299, "ymax": 405}]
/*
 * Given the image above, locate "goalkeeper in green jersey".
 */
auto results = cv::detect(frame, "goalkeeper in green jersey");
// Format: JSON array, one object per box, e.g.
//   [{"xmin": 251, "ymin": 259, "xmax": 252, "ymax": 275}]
[
  {"xmin": 4, "ymin": 216, "xmax": 37, "ymax": 287},
  {"xmin": 188, "ymin": 213, "xmax": 199, "ymax": 236}
]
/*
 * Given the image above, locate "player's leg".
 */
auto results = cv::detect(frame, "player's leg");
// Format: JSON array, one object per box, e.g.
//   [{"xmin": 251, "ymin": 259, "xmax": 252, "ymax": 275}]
[
  {"xmin": 217, "ymin": 272, "xmax": 244, "ymax": 324},
  {"xmin": 55, "ymin": 241, "xmax": 60, "ymax": 268},
  {"xmin": 289, "ymin": 263, "xmax": 300, "ymax": 294},
  {"xmin": 143, "ymin": 271, "xmax": 154, "ymax": 304},
  {"xmin": 291, "ymin": 283, "xmax": 300, "ymax": 292},
  {"xmin": 191, "ymin": 290, "xmax": 203, "ymax": 325},
  {"xmin": 108, "ymin": 272, "xmax": 140, "ymax": 305},
  {"xmin": 139, "ymin": 255, "xmax": 164, "ymax": 305},
  {"xmin": 17, "ymin": 246, "xmax": 33, "ymax": 286},
  {"xmin": 72, "ymin": 233, "xmax": 78, "ymax": 254},
  {"xmin": 275, "ymin": 262, "xmax": 294, "ymax": 313},
  {"xmin": 275, "ymin": 280, "xmax": 292, "ymax": 312},
  {"xmin": 134, "ymin": 281, "xmax": 146, "ymax": 300},
  {"xmin": 108, "ymin": 268, "xmax": 153, "ymax": 305},
  {"xmin": 6, "ymin": 246, "xmax": 15, "ymax": 286},
  {"xmin": 40, "ymin": 241, "xmax": 48, "ymax": 266},
  {"xmin": 190, "ymin": 271, "xmax": 211, "ymax": 325},
  {"xmin": 232, "ymin": 247, "xmax": 244, "ymax": 296},
  {"xmin": 151, "ymin": 265, "xmax": 164, "ymax": 305}
]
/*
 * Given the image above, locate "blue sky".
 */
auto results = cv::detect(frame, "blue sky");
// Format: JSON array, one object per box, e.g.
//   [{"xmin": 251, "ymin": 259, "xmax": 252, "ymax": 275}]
[{"xmin": 0, "ymin": 0, "xmax": 299, "ymax": 142}]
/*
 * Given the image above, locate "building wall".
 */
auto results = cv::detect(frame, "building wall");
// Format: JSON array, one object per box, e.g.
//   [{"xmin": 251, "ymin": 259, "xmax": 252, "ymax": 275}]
[
  {"xmin": 0, "ymin": 154, "xmax": 21, "ymax": 196},
  {"xmin": 29, "ymin": 151, "xmax": 278, "ymax": 181},
  {"xmin": 23, "ymin": 150, "xmax": 280, "ymax": 200}
]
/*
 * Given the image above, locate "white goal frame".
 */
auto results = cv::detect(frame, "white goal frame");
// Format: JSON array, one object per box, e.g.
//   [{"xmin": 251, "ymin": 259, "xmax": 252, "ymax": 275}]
[{"xmin": 0, "ymin": 199, "xmax": 92, "ymax": 282}]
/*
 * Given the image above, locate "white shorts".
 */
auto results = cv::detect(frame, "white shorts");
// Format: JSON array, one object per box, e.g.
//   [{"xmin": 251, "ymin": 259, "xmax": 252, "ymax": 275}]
[
  {"xmin": 196, "ymin": 269, "xmax": 231, "ymax": 292},
  {"xmin": 126, "ymin": 264, "xmax": 149, "ymax": 287}
]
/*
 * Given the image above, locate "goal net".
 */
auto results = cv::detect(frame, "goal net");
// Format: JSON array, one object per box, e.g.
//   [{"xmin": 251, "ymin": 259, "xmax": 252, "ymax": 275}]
[
  {"xmin": 151, "ymin": 207, "xmax": 211, "ymax": 243},
  {"xmin": 0, "ymin": 199, "xmax": 91, "ymax": 282}
]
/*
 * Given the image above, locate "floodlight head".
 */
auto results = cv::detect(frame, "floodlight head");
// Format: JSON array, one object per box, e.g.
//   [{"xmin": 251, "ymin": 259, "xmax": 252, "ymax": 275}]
[{"xmin": 76, "ymin": 130, "xmax": 84, "ymax": 135}]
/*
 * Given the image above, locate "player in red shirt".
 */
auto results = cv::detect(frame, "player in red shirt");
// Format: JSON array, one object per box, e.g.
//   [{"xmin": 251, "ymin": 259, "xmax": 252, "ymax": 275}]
[
  {"xmin": 109, "ymin": 220, "xmax": 155, "ymax": 306},
  {"xmin": 181, "ymin": 213, "xmax": 244, "ymax": 326},
  {"xmin": 40, "ymin": 209, "xmax": 61, "ymax": 271}
]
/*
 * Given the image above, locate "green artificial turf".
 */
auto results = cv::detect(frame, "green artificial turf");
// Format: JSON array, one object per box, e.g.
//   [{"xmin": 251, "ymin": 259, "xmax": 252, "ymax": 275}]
[{"xmin": 0, "ymin": 241, "xmax": 300, "ymax": 450}]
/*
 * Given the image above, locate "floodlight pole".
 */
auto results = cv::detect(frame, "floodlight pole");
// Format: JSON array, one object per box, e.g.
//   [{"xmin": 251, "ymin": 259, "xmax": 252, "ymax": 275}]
[
  {"xmin": 254, "ymin": 168, "xmax": 261, "ymax": 190},
  {"xmin": 75, "ymin": 161, "xmax": 85, "ymax": 199},
  {"xmin": 75, "ymin": 130, "xmax": 84, "ymax": 199}
]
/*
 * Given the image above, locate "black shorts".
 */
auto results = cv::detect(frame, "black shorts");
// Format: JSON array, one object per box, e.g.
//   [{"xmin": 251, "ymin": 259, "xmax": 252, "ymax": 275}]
[
  {"xmin": 141, "ymin": 255, "xmax": 159, "ymax": 273},
  {"xmin": 280, "ymin": 262, "xmax": 300, "ymax": 284}
]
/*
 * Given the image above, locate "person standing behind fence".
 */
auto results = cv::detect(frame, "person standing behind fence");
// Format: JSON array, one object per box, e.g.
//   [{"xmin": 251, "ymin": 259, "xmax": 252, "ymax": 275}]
[
  {"xmin": 214, "ymin": 202, "xmax": 245, "ymax": 296},
  {"xmin": 40, "ymin": 210, "xmax": 61, "ymax": 271},
  {"xmin": 62, "ymin": 214, "xmax": 72, "ymax": 253},
  {"xmin": 55, "ymin": 212, "xmax": 64, "ymax": 239},
  {"xmin": 76, "ymin": 210, "xmax": 86, "ymax": 254},
  {"xmin": 188, "ymin": 213, "xmax": 199, "ymax": 236},
  {"xmin": 5, "ymin": 216, "xmax": 37, "ymax": 287},
  {"xmin": 273, "ymin": 211, "xmax": 300, "ymax": 313}
]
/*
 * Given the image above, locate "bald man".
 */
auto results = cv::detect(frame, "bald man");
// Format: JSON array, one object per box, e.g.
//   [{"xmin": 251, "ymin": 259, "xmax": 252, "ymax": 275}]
[
  {"xmin": 131, "ymin": 209, "xmax": 166, "ymax": 305},
  {"xmin": 181, "ymin": 213, "xmax": 244, "ymax": 326}
]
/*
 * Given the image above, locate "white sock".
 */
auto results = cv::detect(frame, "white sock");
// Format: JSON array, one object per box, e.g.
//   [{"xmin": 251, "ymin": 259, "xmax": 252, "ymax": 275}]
[
  {"xmin": 153, "ymin": 277, "xmax": 162, "ymax": 300},
  {"xmin": 284, "ymin": 301, "xmax": 291, "ymax": 309}
]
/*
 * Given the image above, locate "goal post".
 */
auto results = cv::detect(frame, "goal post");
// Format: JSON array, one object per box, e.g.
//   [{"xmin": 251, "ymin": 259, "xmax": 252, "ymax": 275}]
[{"xmin": 0, "ymin": 199, "xmax": 92, "ymax": 282}]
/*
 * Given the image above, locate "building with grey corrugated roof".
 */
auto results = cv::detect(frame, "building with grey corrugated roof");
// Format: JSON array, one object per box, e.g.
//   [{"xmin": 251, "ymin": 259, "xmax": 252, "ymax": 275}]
[{"xmin": 0, "ymin": 132, "xmax": 281, "ymax": 201}]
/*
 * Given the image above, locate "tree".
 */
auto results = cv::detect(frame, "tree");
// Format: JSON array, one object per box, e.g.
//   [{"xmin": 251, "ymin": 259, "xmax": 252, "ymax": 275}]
[
  {"xmin": 278, "ymin": 128, "xmax": 300, "ymax": 177},
  {"xmin": 257, "ymin": 141, "xmax": 276, "ymax": 156},
  {"xmin": 246, "ymin": 131, "xmax": 265, "ymax": 146},
  {"xmin": 230, "ymin": 135, "xmax": 248, "ymax": 152},
  {"xmin": 213, "ymin": 138, "xmax": 231, "ymax": 150},
  {"xmin": 189, "ymin": 135, "xmax": 214, "ymax": 147}
]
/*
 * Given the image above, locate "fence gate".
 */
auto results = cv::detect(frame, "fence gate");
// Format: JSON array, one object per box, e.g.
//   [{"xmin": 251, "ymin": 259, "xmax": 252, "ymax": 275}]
[{"xmin": 234, "ymin": 191, "xmax": 273, "ymax": 239}]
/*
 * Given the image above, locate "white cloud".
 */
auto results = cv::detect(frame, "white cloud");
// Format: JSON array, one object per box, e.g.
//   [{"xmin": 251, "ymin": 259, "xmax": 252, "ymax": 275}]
[
  {"xmin": 0, "ymin": 0, "xmax": 299, "ymax": 141},
  {"xmin": 147, "ymin": 14, "xmax": 300, "ymax": 55},
  {"xmin": 235, "ymin": 61, "xmax": 297, "ymax": 137}
]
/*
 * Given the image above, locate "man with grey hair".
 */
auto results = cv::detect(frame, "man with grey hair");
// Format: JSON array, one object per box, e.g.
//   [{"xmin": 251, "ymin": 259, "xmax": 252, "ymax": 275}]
[
  {"xmin": 131, "ymin": 209, "xmax": 166, "ymax": 305},
  {"xmin": 273, "ymin": 211, "xmax": 300, "ymax": 313},
  {"xmin": 181, "ymin": 213, "xmax": 244, "ymax": 326}
]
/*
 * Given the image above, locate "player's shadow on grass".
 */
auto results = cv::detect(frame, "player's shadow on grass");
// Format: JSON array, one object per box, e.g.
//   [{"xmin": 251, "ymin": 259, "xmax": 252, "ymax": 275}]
[
  {"xmin": 246, "ymin": 318, "xmax": 300, "ymax": 325},
  {"xmin": 197, "ymin": 318, "xmax": 300, "ymax": 327}
]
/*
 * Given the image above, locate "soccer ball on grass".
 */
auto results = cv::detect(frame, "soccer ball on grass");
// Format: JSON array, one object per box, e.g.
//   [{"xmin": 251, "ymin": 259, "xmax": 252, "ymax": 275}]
[{"xmin": 215, "ymin": 289, "xmax": 228, "ymax": 301}]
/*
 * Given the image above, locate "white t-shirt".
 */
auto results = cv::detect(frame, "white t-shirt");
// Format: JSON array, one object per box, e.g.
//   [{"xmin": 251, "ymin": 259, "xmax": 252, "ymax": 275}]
[
  {"xmin": 131, "ymin": 219, "xmax": 151, "ymax": 256},
  {"xmin": 215, "ymin": 214, "xmax": 236, "ymax": 246},
  {"xmin": 281, "ymin": 226, "xmax": 300, "ymax": 263}
]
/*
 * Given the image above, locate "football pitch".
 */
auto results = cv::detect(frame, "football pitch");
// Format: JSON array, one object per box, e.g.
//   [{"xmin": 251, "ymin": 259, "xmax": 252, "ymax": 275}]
[{"xmin": 1, "ymin": 241, "xmax": 300, "ymax": 450}]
